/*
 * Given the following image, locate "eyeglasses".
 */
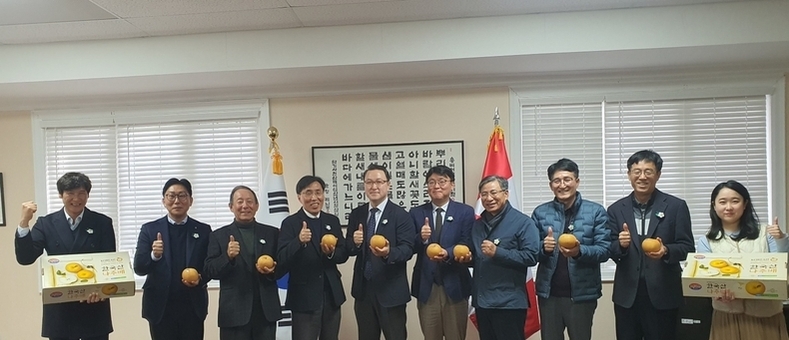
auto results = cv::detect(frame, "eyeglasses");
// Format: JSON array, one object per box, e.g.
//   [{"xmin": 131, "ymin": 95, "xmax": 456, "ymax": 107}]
[
  {"xmin": 629, "ymin": 169, "xmax": 657, "ymax": 178},
  {"xmin": 550, "ymin": 176, "xmax": 577, "ymax": 186},
  {"xmin": 480, "ymin": 190, "xmax": 506, "ymax": 198},
  {"xmin": 300, "ymin": 190, "xmax": 324, "ymax": 198},
  {"xmin": 165, "ymin": 193, "xmax": 189, "ymax": 202},
  {"xmin": 427, "ymin": 179, "xmax": 450, "ymax": 187},
  {"xmin": 364, "ymin": 180, "xmax": 389, "ymax": 187}
]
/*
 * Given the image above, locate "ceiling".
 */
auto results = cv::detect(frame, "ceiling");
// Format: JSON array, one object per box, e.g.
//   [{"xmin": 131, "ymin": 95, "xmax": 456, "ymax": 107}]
[{"xmin": 0, "ymin": 0, "xmax": 747, "ymax": 44}]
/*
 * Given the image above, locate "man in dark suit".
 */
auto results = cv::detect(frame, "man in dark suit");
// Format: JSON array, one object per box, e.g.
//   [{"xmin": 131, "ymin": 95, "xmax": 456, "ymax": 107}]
[
  {"xmin": 133, "ymin": 178, "xmax": 212, "ymax": 340},
  {"xmin": 607, "ymin": 150, "xmax": 695, "ymax": 340},
  {"xmin": 345, "ymin": 164, "xmax": 415, "ymax": 340},
  {"xmin": 410, "ymin": 165, "xmax": 474, "ymax": 340},
  {"xmin": 277, "ymin": 175, "xmax": 349, "ymax": 340},
  {"xmin": 204, "ymin": 185, "xmax": 283, "ymax": 340},
  {"xmin": 15, "ymin": 172, "xmax": 115, "ymax": 340}
]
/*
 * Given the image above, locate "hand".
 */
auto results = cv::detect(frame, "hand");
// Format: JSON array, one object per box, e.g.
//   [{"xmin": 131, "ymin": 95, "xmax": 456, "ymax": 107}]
[
  {"xmin": 370, "ymin": 239, "xmax": 390, "ymax": 258},
  {"xmin": 645, "ymin": 237, "xmax": 667, "ymax": 259},
  {"xmin": 299, "ymin": 221, "xmax": 312, "ymax": 244},
  {"xmin": 421, "ymin": 217, "xmax": 432, "ymax": 242},
  {"xmin": 321, "ymin": 241, "xmax": 335, "ymax": 255},
  {"xmin": 543, "ymin": 227, "xmax": 556, "ymax": 253},
  {"xmin": 81, "ymin": 292, "xmax": 105, "ymax": 304},
  {"xmin": 257, "ymin": 261, "xmax": 277, "ymax": 275},
  {"xmin": 481, "ymin": 240, "xmax": 497, "ymax": 257},
  {"xmin": 619, "ymin": 223, "xmax": 631, "ymax": 249},
  {"xmin": 430, "ymin": 247, "xmax": 448, "ymax": 262},
  {"xmin": 227, "ymin": 235, "xmax": 240, "ymax": 259},
  {"xmin": 152, "ymin": 232, "xmax": 164, "ymax": 259},
  {"xmin": 715, "ymin": 289, "xmax": 735, "ymax": 303},
  {"xmin": 767, "ymin": 217, "xmax": 785, "ymax": 239},
  {"xmin": 20, "ymin": 201, "xmax": 37, "ymax": 228},
  {"xmin": 353, "ymin": 224, "xmax": 364, "ymax": 247},
  {"xmin": 455, "ymin": 252, "xmax": 473, "ymax": 263},
  {"xmin": 559, "ymin": 243, "xmax": 580, "ymax": 258},
  {"xmin": 182, "ymin": 273, "xmax": 201, "ymax": 287}
]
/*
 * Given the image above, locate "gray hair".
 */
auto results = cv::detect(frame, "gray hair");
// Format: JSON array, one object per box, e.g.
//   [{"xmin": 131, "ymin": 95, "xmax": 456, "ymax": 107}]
[{"xmin": 478, "ymin": 175, "xmax": 508, "ymax": 192}]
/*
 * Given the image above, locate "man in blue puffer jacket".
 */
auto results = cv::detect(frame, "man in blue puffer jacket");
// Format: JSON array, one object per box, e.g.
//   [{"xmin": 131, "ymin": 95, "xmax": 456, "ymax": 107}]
[{"xmin": 532, "ymin": 158, "xmax": 611, "ymax": 340}]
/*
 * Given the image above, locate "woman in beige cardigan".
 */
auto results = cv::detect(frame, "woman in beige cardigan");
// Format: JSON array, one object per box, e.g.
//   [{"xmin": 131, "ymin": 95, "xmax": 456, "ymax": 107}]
[{"xmin": 697, "ymin": 180, "xmax": 789, "ymax": 340}]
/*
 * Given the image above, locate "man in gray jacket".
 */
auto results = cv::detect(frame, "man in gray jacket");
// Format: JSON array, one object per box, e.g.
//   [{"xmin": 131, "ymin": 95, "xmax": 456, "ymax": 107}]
[
  {"xmin": 462, "ymin": 175, "xmax": 539, "ymax": 340},
  {"xmin": 532, "ymin": 159, "xmax": 611, "ymax": 340}
]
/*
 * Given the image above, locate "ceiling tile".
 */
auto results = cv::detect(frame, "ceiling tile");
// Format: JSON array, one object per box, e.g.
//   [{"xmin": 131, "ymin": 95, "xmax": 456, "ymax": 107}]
[
  {"xmin": 90, "ymin": 0, "xmax": 290, "ymax": 18},
  {"xmin": 126, "ymin": 8, "xmax": 302, "ymax": 36},
  {"xmin": 0, "ymin": 19, "xmax": 147, "ymax": 44},
  {"xmin": 0, "ymin": 0, "xmax": 116, "ymax": 26},
  {"xmin": 286, "ymin": 0, "xmax": 399, "ymax": 7}
]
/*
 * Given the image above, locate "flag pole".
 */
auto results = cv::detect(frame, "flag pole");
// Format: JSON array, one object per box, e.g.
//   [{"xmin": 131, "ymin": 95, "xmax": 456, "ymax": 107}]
[{"xmin": 267, "ymin": 126, "xmax": 283, "ymax": 175}]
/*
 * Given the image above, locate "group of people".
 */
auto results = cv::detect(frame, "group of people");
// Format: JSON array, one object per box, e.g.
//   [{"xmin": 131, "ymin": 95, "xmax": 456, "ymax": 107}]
[{"xmin": 12, "ymin": 149, "xmax": 788, "ymax": 340}]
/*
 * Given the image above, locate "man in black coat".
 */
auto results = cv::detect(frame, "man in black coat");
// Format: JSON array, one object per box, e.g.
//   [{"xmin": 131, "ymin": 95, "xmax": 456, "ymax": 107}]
[
  {"xmin": 15, "ymin": 172, "xmax": 115, "ymax": 340},
  {"xmin": 133, "ymin": 178, "xmax": 212, "ymax": 340},
  {"xmin": 277, "ymin": 175, "xmax": 348, "ymax": 340},
  {"xmin": 205, "ymin": 185, "xmax": 283, "ymax": 340}
]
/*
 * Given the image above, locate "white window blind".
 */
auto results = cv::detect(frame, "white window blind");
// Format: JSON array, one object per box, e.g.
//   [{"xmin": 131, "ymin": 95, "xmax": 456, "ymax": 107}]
[{"xmin": 520, "ymin": 95, "xmax": 768, "ymax": 281}]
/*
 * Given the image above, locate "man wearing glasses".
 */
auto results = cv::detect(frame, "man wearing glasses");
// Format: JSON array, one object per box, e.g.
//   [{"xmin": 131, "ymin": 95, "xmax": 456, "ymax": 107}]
[
  {"xmin": 461, "ymin": 175, "xmax": 539, "ymax": 340},
  {"xmin": 607, "ymin": 150, "xmax": 694, "ymax": 340},
  {"xmin": 410, "ymin": 165, "xmax": 475, "ymax": 340},
  {"xmin": 133, "ymin": 178, "xmax": 213, "ymax": 340},
  {"xmin": 345, "ymin": 164, "xmax": 415, "ymax": 340},
  {"xmin": 532, "ymin": 159, "xmax": 610, "ymax": 340}
]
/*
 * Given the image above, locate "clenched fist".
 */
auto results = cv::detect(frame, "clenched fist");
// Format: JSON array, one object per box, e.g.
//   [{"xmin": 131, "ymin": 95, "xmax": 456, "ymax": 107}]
[{"xmin": 20, "ymin": 201, "xmax": 38, "ymax": 228}]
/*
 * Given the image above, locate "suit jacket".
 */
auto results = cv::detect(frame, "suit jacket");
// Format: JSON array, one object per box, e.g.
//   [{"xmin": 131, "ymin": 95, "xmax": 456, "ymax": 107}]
[
  {"xmin": 204, "ymin": 220, "xmax": 284, "ymax": 327},
  {"xmin": 133, "ymin": 216, "xmax": 212, "ymax": 324},
  {"xmin": 15, "ymin": 208, "xmax": 115, "ymax": 338},
  {"xmin": 277, "ymin": 209, "xmax": 349, "ymax": 312},
  {"xmin": 410, "ymin": 200, "xmax": 474, "ymax": 303},
  {"xmin": 345, "ymin": 200, "xmax": 415, "ymax": 308},
  {"xmin": 607, "ymin": 189, "xmax": 695, "ymax": 310}
]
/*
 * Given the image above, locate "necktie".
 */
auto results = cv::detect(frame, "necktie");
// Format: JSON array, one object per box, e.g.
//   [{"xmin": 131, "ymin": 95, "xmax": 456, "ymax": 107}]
[
  {"xmin": 434, "ymin": 208, "xmax": 444, "ymax": 240},
  {"xmin": 364, "ymin": 208, "xmax": 379, "ymax": 279}
]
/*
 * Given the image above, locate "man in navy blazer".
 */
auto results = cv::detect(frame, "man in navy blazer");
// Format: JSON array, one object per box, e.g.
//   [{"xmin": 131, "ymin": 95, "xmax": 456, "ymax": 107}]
[
  {"xmin": 204, "ymin": 185, "xmax": 283, "ymax": 340},
  {"xmin": 345, "ymin": 164, "xmax": 415, "ymax": 340},
  {"xmin": 133, "ymin": 178, "xmax": 212, "ymax": 340},
  {"xmin": 410, "ymin": 165, "xmax": 474, "ymax": 340},
  {"xmin": 15, "ymin": 172, "xmax": 115, "ymax": 340},
  {"xmin": 277, "ymin": 175, "xmax": 349, "ymax": 340},
  {"xmin": 607, "ymin": 150, "xmax": 694, "ymax": 340}
]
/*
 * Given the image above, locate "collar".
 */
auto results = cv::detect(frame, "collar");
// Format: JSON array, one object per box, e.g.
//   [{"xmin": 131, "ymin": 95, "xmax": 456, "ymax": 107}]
[
  {"xmin": 431, "ymin": 201, "xmax": 449, "ymax": 213},
  {"xmin": 631, "ymin": 191, "xmax": 657, "ymax": 208},
  {"xmin": 64, "ymin": 209, "xmax": 85, "ymax": 224},
  {"xmin": 168, "ymin": 215, "xmax": 189, "ymax": 225},
  {"xmin": 554, "ymin": 192, "xmax": 582, "ymax": 212},
  {"xmin": 370, "ymin": 198, "xmax": 388, "ymax": 213},
  {"xmin": 303, "ymin": 209, "xmax": 320, "ymax": 219}
]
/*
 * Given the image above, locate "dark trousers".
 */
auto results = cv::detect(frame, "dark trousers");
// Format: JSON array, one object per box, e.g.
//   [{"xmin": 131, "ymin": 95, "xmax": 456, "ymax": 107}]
[
  {"xmin": 476, "ymin": 308, "xmax": 526, "ymax": 340},
  {"xmin": 354, "ymin": 284, "xmax": 407, "ymax": 340},
  {"xmin": 614, "ymin": 285, "xmax": 678, "ymax": 340},
  {"xmin": 149, "ymin": 300, "xmax": 205, "ymax": 340},
  {"xmin": 50, "ymin": 337, "xmax": 108, "ymax": 340},
  {"xmin": 538, "ymin": 296, "xmax": 597, "ymax": 340},
  {"xmin": 292, "ymin": 294, "xmax": 341, "ymax": 340},
  {"xmin": 220, "ymin": 301, "xmax": 276, "ymax": 340}
]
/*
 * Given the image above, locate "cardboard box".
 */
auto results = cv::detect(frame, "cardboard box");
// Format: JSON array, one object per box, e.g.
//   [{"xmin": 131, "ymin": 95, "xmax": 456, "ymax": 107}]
[
  {"xmin": 682, "ymin": 252, "xmax": 788, "ymax": 300},
  {"xmin": 41, "ymin": 252, "xmax": 135, "ymax": 304}
]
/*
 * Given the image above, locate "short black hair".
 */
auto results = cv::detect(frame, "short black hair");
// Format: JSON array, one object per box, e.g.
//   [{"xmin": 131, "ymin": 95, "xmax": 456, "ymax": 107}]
[
  {"xmin": 296, "ymin": 175, "xmax": 326, "ymax": 194},
  {"xmin": 162, "ymin": 178, "xmax": 193, "ymax": 196},
  {"xmin": 627, "ymin": 150, "xmax": 663, "ymax": 172},
  {"xmin": 363, "ymin": 163, "xmax": 391, "ymax": 181},
  {"xmin": 56, "ymin": 172, "xmax": 92, "ymax": 195},
  {"xmin": 478, "ymin": 175, "xmax": 508, "ymax": 192},
  {"xmin": 425, "ymin": 165, "xmax": 455, "ymax": 183},
  {"xmin": 229, "ymin": 185, "xmax": 258, "ymax": 205},
  {"xmin": 547, "ymin": 158, "xmax": 579, "ymax": 180}
]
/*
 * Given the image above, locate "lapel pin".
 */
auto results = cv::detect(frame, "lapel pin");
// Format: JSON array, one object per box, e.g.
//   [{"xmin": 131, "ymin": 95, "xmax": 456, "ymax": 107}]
[
  {"xmin": 259, "ymin": 239, "xmax": 267, "ymax": 245},
  {"xmin": 493, "ymin": 238, "xmax": 500, "ymax": 245},
  {"xmin": 382, "ymin": 219, "xmax": 388, "ymax": 225},
  {"xmin": 325, "ymin": 225, "xmax": 331, "ymax": 231},
  {"xmin": 656, "ymin": 211, "xmax": 665, "ymax": 219},
  {"xmin": 193, "ymin": 233, "xmax": 200, "ymax": 239},
  {"xmin": 568, "ymin": 224, "xmax": 575, "ymax": 231},
  {"xmin": 446, "ymin": 216, "xmax": 454, "ymax": 222},
  {"xmin": 86, "ymin": 229, "xmax": 94, "ymax": 234}
]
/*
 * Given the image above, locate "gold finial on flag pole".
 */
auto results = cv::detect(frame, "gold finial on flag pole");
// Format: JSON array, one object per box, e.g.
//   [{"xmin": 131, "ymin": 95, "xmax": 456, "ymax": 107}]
[{"xmin": 267, "ymin": 126, "xmax": 283, "ymax": 175}]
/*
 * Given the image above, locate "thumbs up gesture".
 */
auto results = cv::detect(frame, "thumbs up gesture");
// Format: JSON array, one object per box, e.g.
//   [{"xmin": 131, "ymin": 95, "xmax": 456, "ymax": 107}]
[
  {"xmin": 421, "ymin": 217, "xmax": 432, "ymax": 242},
  {"xmin": 619, "ymin": 223, "xmax": 631, "ymax": 249},
  {"xmin": 299, "ymin": 221, "xmax": 312, "ymax": 244},
  {"xmin": 152, "ymin": 232, "xmax": 164, "ymax": 259},
  {"xmin": 353, "ymin": 224, "xmax": 364, "ymax": 247},
  {"xmin": 767, "ymin": 217, "xmax": 785, "ymax": 239},
  {"xmin": 543, "ymin": 227, "xmax": 556, "ymax": 253},
  {"xmin": 227, "ymin": 235, "xmax": 240, "ymax": 259}
]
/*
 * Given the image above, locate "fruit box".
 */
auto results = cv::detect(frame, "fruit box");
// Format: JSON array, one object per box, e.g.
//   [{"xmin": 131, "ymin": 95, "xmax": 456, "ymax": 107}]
[
  {"xmin": 681, "ymin": 252, "xmax": 788, "ymax": 300},
  {"xmin": 41, "ymin": 252, "xmax": 136, "ymax": 304}
]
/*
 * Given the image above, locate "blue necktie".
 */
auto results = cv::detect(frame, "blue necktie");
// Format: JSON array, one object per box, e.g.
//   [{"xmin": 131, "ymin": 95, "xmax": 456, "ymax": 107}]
[{"xmin": 364, "ymin": 207, "xmax": 379, "ymax": 279}]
